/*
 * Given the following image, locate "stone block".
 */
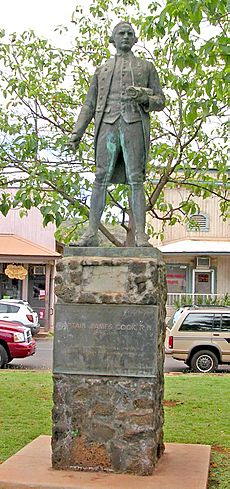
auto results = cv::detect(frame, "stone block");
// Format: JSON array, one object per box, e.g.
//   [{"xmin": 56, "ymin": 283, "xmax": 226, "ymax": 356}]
[{"xmin": 52, "ymin": 248, "xmax": 166, "ymax": 475}]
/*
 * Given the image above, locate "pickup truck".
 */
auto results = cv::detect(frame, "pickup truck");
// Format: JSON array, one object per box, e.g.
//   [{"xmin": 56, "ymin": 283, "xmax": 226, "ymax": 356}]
[{"xmin": 0, "ymin": 320, "xmax": 36, "ymax": 367}]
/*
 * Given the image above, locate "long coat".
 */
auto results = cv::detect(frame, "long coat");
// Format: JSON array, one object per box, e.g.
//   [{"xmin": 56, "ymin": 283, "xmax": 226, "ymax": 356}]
[{"xmin": 72, "ymin": 54, "xmax": 165, "ymax": 183}]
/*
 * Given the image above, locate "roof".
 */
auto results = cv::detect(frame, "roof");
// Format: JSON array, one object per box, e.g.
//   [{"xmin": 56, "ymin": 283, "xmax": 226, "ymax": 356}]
[
  {"xmin": 158, "ymin": 239, "xmax": 230, "ymax": 255},
  {"xmin": 0, "ymin": 234, "xmax": 61, "ymax": 260}
]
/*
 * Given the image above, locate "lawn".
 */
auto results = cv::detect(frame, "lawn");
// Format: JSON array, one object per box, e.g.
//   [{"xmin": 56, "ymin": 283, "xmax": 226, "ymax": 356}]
[
  {"xmin": 164, "ymin": 374, "xmax": 230, "ymax": 489},
  {"xmin": 0, "ymin": 371, "xmax": 229, "ymax": 488},
  {"xmin": 0, "ymin": 371, "xmax": 52, "ymax": 462}
]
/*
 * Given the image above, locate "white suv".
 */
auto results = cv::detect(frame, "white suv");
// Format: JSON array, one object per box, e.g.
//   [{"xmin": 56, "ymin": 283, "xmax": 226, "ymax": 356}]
[
  {"xmin": 166, "ymin": 306, "xmax": 230, "ymax": 373},
  {"xmin": 0, "ymin": 299, "xmax": 40, "ymax": 336}
]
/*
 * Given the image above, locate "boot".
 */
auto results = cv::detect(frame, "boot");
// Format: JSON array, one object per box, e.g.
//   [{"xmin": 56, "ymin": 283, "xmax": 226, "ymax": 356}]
[
  {"xmin": 75, "ymin": 230, "xmax": 99, "ymax": 247},
  {"xmin": 76, "ymin": 182, "xmax": 106, "ymax": 247},
  {"xmin": 135, "ymin": 232, "xmax": 152, "ymax": 247}
]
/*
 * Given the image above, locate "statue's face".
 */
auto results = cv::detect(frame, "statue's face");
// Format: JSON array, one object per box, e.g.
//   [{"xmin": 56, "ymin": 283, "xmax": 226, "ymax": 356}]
[{"xmin": 113, "ymin": 24, "xmax": 136, "ymax": 52}]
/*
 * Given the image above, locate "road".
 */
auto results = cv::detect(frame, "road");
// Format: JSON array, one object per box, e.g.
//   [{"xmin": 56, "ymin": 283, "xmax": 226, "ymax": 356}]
[
  {"xmin": 9, "ymin": 338, "xmax": 53, "ymax": 370},
  {"xmin": 7, "ymin": 338, "xmax": 230, "ymax": 373}
]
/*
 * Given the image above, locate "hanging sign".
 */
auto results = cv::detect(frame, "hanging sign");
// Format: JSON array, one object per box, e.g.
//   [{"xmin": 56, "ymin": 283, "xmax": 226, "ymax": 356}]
[{"xmin": 5, "ymin": 265, "xmax": 28, "ymax": 280}]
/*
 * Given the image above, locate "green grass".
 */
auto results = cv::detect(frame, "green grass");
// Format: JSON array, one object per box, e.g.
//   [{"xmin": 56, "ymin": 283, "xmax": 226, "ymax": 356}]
[
  {"xmin": 0, "ymin": 371, "xmax": 52, "ymax": 462},
  {"xmin": 0, "ymin": 371, "xmax": 229, "ymax": 488},
  {"xmin": 164, "ymin": 374, "xmax": 230, "ymax": 489},
  {"xmin": 164, "ymin": 374, "xmax": 229, "ymax": 447}
]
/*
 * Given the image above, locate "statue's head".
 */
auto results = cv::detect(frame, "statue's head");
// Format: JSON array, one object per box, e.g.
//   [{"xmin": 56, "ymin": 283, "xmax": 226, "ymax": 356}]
[{"xmin": 109, "ymin": 21, "xmax": 138, "ymax": 52}]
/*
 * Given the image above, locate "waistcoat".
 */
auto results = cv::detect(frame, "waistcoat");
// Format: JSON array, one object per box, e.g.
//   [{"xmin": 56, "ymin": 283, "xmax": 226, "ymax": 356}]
[{"xmin": 103, "ymin": 53, "xmax": 142, "ymax": 124}]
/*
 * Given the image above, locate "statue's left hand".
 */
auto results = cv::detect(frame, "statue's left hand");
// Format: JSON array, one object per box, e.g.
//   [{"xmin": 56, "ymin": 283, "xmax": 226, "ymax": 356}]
[{"xmin": 125, "ymin": 86, "xmax": 150, "ymax": 105}]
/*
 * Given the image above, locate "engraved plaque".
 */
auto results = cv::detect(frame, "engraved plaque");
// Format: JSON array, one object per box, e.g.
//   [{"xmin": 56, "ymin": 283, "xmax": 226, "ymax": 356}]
[
  {"xmin": 54, "ymin": 304, "xmax": 158, "ymax": 377},
  {"xmin": 83, "ymin": 265, "xmax": 127, "ymax": 293}
]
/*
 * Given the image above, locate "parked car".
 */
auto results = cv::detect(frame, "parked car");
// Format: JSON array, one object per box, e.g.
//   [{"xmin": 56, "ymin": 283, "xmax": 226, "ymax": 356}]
[
  {"xmin": 0, "ymin": 299, "xmax": 40, "ymax": 336},
  {"xmin": 0, "ymin": 320, "xmax": 36, "ymax": 367},
  {"xmin": 165, "ymin": 306, "xmax": 230, "ymax": 373}
]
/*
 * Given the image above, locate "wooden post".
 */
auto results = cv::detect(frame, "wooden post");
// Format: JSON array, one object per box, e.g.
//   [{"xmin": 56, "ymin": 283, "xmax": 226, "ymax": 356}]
[
  {"xmin": 44, "ymin": 263, "xmax": 51, "ymax": 332},
  {"xmin": 49, "ymin": 264, "xmax": 55, "ymax": 332},
  {"xmin": 21, "ymin": 264, "xmax": 28, "ymax": 301}
]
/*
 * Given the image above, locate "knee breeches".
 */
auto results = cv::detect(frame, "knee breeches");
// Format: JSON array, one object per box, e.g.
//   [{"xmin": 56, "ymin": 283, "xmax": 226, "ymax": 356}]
[{"xmin": 95, "ymin": 118, "xmax": 145, "ymax": 186}]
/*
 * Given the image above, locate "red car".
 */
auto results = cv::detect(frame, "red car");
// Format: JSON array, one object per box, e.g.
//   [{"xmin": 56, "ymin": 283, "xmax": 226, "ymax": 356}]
[{"xmin": 0, "ymin": 320, "xmax": 36, "ymax": 368}]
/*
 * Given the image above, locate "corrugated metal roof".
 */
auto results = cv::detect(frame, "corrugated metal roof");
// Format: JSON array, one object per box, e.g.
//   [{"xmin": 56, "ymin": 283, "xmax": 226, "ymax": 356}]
[
  {"xmin": 158, "ymin": 239, "xmax": 230, "ymax": 254},
  {"xmin": 0, "ymin": 234, "xmax": 61, "ymax": 258}
]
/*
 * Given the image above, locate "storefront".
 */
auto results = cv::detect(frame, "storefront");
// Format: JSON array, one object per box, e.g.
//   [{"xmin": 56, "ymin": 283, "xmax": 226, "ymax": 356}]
[
  {"xmin": 0, "ymin": 234, "xmax": 61, "ymax": 331},
  {"xmin": 159, "ymin": 239, "xmax": 230, "ymax": 314}
]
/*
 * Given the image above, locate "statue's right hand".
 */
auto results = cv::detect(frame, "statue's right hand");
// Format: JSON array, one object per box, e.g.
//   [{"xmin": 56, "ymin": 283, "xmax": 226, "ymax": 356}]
[{"xmin": 68, "ymin": 134, "xmax": 81, "ymax": 151}]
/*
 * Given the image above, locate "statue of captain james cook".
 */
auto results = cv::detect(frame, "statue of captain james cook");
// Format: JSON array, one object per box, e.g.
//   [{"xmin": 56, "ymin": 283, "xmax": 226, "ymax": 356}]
[{"xmin": 70, "ymin": 21, "xmax": 165, "ymax": 247}]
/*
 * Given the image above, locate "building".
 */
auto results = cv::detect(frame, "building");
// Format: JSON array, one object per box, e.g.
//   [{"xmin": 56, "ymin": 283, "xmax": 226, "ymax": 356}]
[
  {"xmin": 149, "ymin": 188, "xmax": 230, "ymax": 317},
  {"xmin": 0, "ymin": 207, "xmax": 61, "ymax": 331},
  {"xmin": 1, "ymin": 186, "xmax": 228, "ymax": 326}
]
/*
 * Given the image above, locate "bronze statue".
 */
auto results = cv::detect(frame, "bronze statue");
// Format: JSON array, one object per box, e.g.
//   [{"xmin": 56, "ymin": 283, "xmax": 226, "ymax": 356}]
[{"xmin": 70, "ymin": 21, "xmax": 165, "ymax": 247}]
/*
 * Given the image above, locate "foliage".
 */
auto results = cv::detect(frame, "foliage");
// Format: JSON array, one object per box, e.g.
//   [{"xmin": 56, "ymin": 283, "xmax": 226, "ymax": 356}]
[
  {"xmin": 0, "ymin": 0, "xmax": 229, "ymax": 245},
  {"xmin": 173, "ymin": 292, "xmax": 230, "ymax": 309}
]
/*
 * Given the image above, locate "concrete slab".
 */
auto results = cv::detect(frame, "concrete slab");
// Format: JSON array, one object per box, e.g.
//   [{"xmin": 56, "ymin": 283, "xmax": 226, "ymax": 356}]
[{"xmin": 0, "ymin": 436, "xmax": 211, "ymax": 489}]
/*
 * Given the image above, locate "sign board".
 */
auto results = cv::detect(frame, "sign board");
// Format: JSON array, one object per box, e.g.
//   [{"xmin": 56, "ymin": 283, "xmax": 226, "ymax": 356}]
[{"xmin": 54, "ymin": 304, "xmax": 158, "ymax": 378}]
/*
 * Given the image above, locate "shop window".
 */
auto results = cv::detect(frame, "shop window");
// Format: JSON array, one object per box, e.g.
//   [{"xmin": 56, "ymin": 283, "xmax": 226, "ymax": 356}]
[
  {"xmin": 28, "ymin": 266, "xmax": 45, "ymax": 301},
  {"xmin": 0, "ymin": 265, "xmax": 22, "ymax": 299},
  {"xmin": 166, "ymin": 265, "xmax": 187, "ymax": 293}
]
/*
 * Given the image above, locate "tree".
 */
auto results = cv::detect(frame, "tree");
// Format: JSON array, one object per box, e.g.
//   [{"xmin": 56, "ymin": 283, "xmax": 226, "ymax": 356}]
[{"xmin": 0, "ymin": 0, "xmax": 229, "ymax": 246}]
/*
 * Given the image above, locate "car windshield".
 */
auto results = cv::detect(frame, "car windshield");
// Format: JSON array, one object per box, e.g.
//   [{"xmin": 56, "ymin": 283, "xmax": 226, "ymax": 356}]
[{"xmin": 167, "ymin": 308, "xmax": 184, "ymax": 329}]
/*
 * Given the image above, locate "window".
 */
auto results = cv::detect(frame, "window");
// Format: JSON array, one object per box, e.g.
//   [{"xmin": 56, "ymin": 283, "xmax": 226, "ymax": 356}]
[
  {"xmin": 213, "ymin": 314, "xmax": 230, "ymax": 332},
  {"xmin": 221, "ymin": 314, "xmax": 230, "ymax": 332},
  {"xmin": 0, "ymin": 304, "xmax": 8, "ymax": 313},
  {"xmin": 179, "ymin": 313, "xmax": 213, "ymax": 331},
  {"xmin": 0, "ymin": 304, "xmax": 20, "ymax": 313},
  {"xmin": 213, "ymin": 314, "xmax": 221, "ymax": 331},
  {"xmin": 166, "ymin": 265, "xmax": 187, "ymax": 293},
  {"xmin": 187, "ymin": 213, "xmax": 209, "ymax": 231},
  {"xmin": 7, "ymin": 305, "xmax": 20, "ymax": 313}
]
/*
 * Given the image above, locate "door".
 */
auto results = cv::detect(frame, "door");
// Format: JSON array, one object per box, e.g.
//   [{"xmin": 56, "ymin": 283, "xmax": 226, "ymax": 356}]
[
  {"xmin": 28, "ymin": 274, "xmax": 46, "ymax": 327},
  {"xmin": 193, "ymin": 270, "xmax": 214, "ymax": 295}
]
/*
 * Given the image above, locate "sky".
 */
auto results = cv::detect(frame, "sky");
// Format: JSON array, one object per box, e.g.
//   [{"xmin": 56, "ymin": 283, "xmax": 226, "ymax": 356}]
[
  {"xmin": 1, "ymin": 0, "xmax": 78, "ymax": 40},
  {"xmin": 2, "ymin": 0, "xmax": 218, "ymax": 45}
]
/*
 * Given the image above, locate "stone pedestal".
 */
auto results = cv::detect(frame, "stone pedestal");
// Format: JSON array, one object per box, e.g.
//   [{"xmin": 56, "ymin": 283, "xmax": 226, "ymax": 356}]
[{"xmin": 52, "ymin": 248, "xmax": 166, "ymax": 475}]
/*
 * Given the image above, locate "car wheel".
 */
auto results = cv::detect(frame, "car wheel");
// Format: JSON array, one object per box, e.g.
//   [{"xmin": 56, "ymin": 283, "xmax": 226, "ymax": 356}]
[
  {"xmin": 0, "ymin": 345, "xmax": 8, "ymax": 368},
  {"xmin": 190, "ymin": 350, "xmax": 218, "ymax": 373}
]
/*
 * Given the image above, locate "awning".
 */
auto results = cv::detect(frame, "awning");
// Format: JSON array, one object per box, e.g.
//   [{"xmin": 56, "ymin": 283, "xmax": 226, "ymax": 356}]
[
  {"xmin": 158, "ymin": 239, "xmax": 230, "ymax": 255},
  {"xmin": 0, "ymin": 234, "xmax": 61, "ymax": 262}
]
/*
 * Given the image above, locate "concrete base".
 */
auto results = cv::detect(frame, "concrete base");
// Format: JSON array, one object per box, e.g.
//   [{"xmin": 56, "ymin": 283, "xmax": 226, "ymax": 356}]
[{"xmin": 0, "ymin": 436, "xmax": 211, "ymax": 489}]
